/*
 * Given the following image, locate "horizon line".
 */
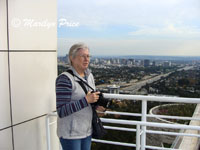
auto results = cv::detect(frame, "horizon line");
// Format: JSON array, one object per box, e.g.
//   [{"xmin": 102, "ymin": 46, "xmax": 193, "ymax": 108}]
[{"xmin": 57, "ymin": 54, "xmax": 200, "ymax": 57}]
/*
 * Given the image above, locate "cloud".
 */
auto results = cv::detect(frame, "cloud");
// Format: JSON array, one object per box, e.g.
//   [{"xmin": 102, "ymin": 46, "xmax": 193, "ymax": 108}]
[
  {"xmin": 57, "ymin": 0, "xmax": 200, "ymax": 56},
  {"xmin": 58, "ymin": 0, "xmax": 200, "ymax": 28},
  {"xmin": 129, "ymin": 24, "xmax": 200, "ymax": 39}
]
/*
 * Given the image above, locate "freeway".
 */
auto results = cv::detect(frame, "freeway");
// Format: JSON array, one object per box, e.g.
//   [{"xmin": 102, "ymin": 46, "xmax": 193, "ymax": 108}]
[
  {"xmin": 121, "ymin": 73, "xmax": 171, "ymax": 93},
  {"xmin": 122, "ymin": 66, "xmax": 194, "ymax": 94}
]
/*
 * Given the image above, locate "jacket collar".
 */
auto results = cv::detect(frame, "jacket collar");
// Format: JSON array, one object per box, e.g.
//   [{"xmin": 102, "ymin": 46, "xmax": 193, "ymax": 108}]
[{"xmin": 69, "ymin": 66, "xmax": 91, "ymax": 82}]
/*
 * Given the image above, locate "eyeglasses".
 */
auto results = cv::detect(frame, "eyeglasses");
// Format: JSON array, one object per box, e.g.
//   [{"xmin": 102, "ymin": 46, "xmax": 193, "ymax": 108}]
[{"xmin": 79, "ymin": 54, "xmax": 91, "ymax": 59}]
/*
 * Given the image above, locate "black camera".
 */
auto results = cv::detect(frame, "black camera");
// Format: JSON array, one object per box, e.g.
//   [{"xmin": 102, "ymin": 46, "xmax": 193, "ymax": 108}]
[{"xmin": 92, "ymin": 91, "xmax": 112, "ymax": 108}]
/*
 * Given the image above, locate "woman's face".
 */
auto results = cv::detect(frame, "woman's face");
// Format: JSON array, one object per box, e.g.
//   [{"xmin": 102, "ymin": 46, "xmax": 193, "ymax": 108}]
[{"xmin": 71, "ymin": 48, "xmax": 90, "ymax": 72}]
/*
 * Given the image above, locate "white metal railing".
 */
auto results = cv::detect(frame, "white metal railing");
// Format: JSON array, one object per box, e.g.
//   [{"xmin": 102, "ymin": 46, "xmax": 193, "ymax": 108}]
[{"xmin": 46, "ymin": 93, "xmax": 200, "ymax": 150}]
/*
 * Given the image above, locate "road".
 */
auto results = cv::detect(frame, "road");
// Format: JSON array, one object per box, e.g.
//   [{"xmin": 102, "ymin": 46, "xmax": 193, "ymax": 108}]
[
  {"xmin": 121, "ymin": 66, "xmax": 194, "ymax": 94},
  {"xmin": 121, "ymin": 73, "xmax": 171, "ymax": 93}
]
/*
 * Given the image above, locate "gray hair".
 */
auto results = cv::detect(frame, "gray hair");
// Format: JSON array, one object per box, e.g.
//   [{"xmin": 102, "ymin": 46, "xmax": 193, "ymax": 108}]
[{"xmin": 68, "ymin": 43, "xmax": 89, "ymax": 65}]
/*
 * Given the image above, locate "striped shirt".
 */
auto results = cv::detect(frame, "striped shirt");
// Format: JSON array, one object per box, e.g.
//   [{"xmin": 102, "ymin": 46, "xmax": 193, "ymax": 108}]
[{"xmin": 56, "ymin": 74, "xmax": 88, "ymax": 118}]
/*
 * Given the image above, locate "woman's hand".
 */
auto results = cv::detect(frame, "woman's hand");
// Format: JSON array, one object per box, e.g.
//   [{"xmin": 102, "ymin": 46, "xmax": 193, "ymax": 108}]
[
  {"xmin": 85, "ymin": 91, "xmax": 100, "ymax": 104},
  {"xmin": 96, "ymin": 106, "xmax": 106, "ymax": 112}
]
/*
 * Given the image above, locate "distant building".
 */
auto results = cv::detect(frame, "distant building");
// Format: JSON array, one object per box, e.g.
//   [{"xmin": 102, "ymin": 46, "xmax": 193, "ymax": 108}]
[
  {"xmin": 135, "ymin": 60, "xmax": 142, "ymax": 66},
  {"xmin": 121, "ymin": 59, "xmax": 127, "ymax": 65},
  {"xmin": 144, "ymin": 59, "xmax": 150, "ymax": 67},
  {"xmin": 111, "ymin": 58, "xmax": 117, "ymax": 64},
  {"xmin": 163, "ymin": 61, "xmax": 171, "ymax": 67},
  {"xmin": 66, "ymin": 54, "xmax": 69, "ymax": 64},
  {"xmin": 107, "ymin": 60, "xmax": 111, "ymax": 65},
  {"xmin": 95, "ymin": 58, "xmax": 99, "ymax": 64},
  {"xmin": 58, "ymin": 55, "xmax": 68, "ymax": 64},
  {"xmin": 152, "ymin": 61, "xmax": 156, "ymax": 66},
  {"xmin": 128, "ymin": 59, "xmax": 135, "ymax": 66},
  {"xmin": 107, "ymin": 84, "xmax": 120, "ymax": 94},
  {"xmin": 116, "ymin": 59, "xmax": 120, "ymax": 64},
  {"xmin": 127, "ymin": 60, "xmax": 133, "ymax": 65}
]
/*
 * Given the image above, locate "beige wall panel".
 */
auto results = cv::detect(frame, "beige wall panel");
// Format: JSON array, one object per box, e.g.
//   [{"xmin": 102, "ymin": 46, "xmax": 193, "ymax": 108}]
[
  {"xmin": 0, "ymin": 52, "xmax": 11, "ymax": 129},
  {"xmin": 0, "ymin": 0, "xmax": 8, "ymax": 50},
  {"xmin": 10, "ymin": 52, "xmax": 57, "ymax": 124},
  {"xmin": 0, "ymin": 128, "xmax": 13, "ymax": 150},
  {"xmin": 8, "ymin": 0, "xmax": 57, "ymax": 50},
  {"xmin": 14, "ymin": 116, "xmax": 59, "ymax": 150}
]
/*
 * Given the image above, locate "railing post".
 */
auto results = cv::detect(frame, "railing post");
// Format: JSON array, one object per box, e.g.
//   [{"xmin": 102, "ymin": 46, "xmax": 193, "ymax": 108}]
[
  {"xmin": 136, "ymin": 125, "xmax": 141, "ymax": 150},
  {"xmin": 46, "ymin": 115, "xmax": 51, "ymax": 150},
  {"xmin": 141, "ymin": 100, "xmax": 147, "ymax": 150}
]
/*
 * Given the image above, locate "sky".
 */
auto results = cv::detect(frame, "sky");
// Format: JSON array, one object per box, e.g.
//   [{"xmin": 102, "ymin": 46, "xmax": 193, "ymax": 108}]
[{"xmin": 57, "ymin": 0, "xmax": 200, "ymax": 56}]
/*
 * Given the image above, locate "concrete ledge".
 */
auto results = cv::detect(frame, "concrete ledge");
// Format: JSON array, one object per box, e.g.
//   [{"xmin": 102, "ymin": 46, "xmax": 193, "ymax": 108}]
[{"xmin": 178, "ymin": 104, "xmax": 200, "ymax": 150}]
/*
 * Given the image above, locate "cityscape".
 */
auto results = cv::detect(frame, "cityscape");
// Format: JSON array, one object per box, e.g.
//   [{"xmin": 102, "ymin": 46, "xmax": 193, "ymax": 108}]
[
  {"xmin": 58, "ymin": 55, "xmax": 200, "ymax": 149},
  {"xmin": 58, "ymin": 55, "xmax": 200, "ymax": 95}
]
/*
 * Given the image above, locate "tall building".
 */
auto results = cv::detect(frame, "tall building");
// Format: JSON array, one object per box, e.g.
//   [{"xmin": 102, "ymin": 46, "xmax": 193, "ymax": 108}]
[
  {"xmin": 144, "ymin": 59, "xmax": 150, "ymax": 67},
  {"xmin": 65, "ymin": 54, "xmax": 69, "ymax": 64},
  {"xmin": 0, "ymin": 0, "xmax": 58, "ymax": 149},
  {"xmin": 152, "ymin": 61, "xmax": 156, "ymax": 66},
  {"xmin": 127, "ymin": 60, "xmax": 133, "ymax": 65},
  {"xmin": 116, "ymin": 58, "xmax": 120, "ymax": 64}
]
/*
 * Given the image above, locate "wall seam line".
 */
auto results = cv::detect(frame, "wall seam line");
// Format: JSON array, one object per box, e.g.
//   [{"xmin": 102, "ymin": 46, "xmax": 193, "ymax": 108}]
[{"xmin": 6, "ymin": 0, "xmax": 15, "ymax": 149}]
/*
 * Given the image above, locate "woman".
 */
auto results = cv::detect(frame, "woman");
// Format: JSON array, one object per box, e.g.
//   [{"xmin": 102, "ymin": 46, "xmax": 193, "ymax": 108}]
[{"xmin": 56, "ymin": 43, "xmax": 102, "ymax": 150}]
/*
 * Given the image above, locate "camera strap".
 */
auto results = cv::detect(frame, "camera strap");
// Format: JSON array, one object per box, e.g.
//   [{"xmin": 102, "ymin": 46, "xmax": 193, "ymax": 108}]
[
  {"xmin": 66, "ymin": 70, "xmax": 108, "ymax": 110},
  {"xmin": 66, "ymin": 70, "xmax": 94, "ymax": 94}
]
